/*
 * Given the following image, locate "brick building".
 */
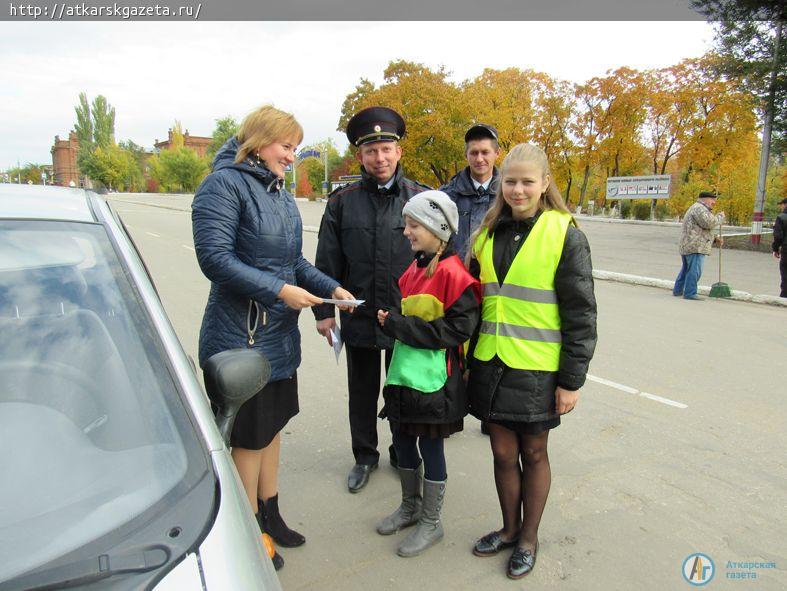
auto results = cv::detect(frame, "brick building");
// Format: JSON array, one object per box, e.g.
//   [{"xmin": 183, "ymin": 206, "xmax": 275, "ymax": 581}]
[
  {"xmin": 49, "ymin": 126, "xmax": 212, "ymax": 189},
  {"xmin": 154, "ymin": 129, "xmax": 211, "ymax": 158},
  {"xmin": 51, "ymin": 132, "xmax": 81, "ymax": 187}
]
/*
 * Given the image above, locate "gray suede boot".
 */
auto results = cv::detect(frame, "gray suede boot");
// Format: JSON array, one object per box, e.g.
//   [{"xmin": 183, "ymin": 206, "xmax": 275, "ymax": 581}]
[
  {"xmin": 396, "ymin": 478, "xmax": 446, "ymax": 557},
  {"xmin": 376, "ymin": 464, "xmax": 423, "ymax": 535}
]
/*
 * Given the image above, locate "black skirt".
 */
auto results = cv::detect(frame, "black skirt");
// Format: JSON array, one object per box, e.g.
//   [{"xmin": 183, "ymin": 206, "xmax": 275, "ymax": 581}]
[
  {"xmin": 207, "ymin": 372, "xmax": 299, "ymax": 450},
  {"xmin": 390, "ymin": 419, "xmax": 464, "ymax": 439},
  {"xmin": 487, "ymin": 416, "xmax": 560, "ymax": 435}
]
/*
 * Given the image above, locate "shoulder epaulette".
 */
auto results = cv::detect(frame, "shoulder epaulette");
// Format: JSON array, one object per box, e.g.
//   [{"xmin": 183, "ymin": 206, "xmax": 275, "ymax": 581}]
[
  {"xmin": 401, "ymin": 178, "xmax": 433, "ymax": 192},
  {"xmin": 328, "ymin": 181, "xmax": 362, "ymax": 200}
]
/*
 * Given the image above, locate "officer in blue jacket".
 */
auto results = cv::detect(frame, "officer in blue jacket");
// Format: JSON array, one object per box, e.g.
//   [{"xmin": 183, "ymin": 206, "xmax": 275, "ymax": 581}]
[{"xmin": 439, "ymin": 123, "xmax": 501, "ymax": 260}]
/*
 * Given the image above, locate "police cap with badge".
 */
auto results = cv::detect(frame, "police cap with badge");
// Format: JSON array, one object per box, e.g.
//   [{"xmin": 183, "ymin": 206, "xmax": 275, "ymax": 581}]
[{"xmin": 347, "ymin": 106, "xmax": 406, "ymax": 146}]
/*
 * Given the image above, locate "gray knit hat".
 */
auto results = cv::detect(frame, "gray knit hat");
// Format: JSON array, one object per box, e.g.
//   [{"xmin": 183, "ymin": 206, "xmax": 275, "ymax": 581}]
[{"xmin": 402, "ymin": 190, "xmax": 459, "ymax": 243}]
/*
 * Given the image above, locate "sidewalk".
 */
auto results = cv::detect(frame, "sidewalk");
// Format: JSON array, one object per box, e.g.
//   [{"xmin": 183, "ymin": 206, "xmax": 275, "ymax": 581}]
[{"xmin": 107, "ymin": 194, "xmax": 786, "ymax": 307}]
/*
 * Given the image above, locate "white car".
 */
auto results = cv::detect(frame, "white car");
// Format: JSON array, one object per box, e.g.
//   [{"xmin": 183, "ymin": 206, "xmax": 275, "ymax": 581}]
[{"xmin": 0, "ymin": 184, "xmax": 282, "ymax": 590}]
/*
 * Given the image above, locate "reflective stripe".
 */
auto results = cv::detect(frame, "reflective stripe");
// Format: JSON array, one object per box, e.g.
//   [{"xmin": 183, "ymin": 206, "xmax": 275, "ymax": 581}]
[
  {"xmin": 480, "ymin": 320, "xmax": 497, "ymax": 334},
  {"xmin": 480, "ymin": 321, "xmax": 562, "ymax": 344},
  {"xmin": 482, "ymin": 282, "xmax": 557, "ymax": 304}
]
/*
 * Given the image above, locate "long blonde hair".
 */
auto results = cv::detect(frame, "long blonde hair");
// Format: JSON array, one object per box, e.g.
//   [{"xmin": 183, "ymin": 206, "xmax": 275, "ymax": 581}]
[
  {"xmin": 425, "ymin": 240, "xmax": 447, "ymax": 278},
  {"xmin": 464, "ymin": 143, "xmax": 573, "ymax": 267},
  {"xmin": 235, "ymin": 105, "xmax": 304, "ymax": 164}
]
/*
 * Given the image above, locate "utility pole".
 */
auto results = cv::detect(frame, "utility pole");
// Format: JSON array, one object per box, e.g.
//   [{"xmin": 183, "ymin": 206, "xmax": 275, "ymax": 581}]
[
  {"xmin": 751, "ymin": 19, "xmax": 782, "ymax": 244},
  {"xmin": 323, "ymin": 143, "xmax": 329, "ymax": 197}
]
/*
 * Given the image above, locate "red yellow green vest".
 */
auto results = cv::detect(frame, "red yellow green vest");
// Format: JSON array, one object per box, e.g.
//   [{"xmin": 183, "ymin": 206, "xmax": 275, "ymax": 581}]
[
  {"xmin": 472, "ymin": 210, "xmax": 571, "ymax": 371},
  {"xmin": 385, "ymin": 254, "xmax": 479, "ymax": 393}
]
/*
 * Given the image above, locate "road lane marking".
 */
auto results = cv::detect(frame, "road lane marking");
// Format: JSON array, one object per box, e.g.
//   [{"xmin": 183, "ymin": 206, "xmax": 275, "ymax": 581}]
[
  {"xmin": 587, "ymin": 375, "xmax": 638, "ymax": 394},
  {"xmin": 639, "ymin": 392, "xmax": 688, "ymax": 409},
  {"xmin": 182, "ymin": 245, "xmax": 195, "ymax": 252},
  {"xmin": 146, "ymin": 231, "xmax": 161, "ymax": 238},
  {"xmin": 587, "ymin": 374, "xmax": 687, "ymax": 409}
]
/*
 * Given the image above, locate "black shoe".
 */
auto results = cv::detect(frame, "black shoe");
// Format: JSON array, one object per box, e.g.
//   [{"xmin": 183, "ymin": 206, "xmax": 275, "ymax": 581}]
[
  {"xmin": 507, "ymin": 541, "xmax": 538, "ymax": 579},
  {"xmin": 258, "ymin": 526, "xmax": 284, "ymax": 571},
  {"xmin": 472, "ymin": 530, "xmax": 518, "ymax": 557},
  {"xmin": 389, "ymin": 444, "xmax": 398, "ymax": 469},
  {"xmin": 258, "ymin": 494, "xmax": 306, "ymax": 548},
  {"xmin": 272, "ymin": 550, "xmax": 284, "ymax": 571},
  {"xmin": 348, "ymin": 462, "xmax": 378, "ymax": 493}
]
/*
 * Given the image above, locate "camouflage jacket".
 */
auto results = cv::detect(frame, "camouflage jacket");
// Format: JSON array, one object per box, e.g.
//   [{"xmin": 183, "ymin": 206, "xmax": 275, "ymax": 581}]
[{"xmin": 679, "ymin": 201, "xmax": 723, "ymax": 256}]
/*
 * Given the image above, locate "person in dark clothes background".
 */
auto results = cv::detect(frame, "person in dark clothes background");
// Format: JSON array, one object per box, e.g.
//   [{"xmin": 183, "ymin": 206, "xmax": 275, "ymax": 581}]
[
  {"xmin": 772, "ymin": 197, "xmax": 787, "ymax": 298},
  {"xmin": 440, "ymin": 123, "xmax": 501, "ymax": 436}
]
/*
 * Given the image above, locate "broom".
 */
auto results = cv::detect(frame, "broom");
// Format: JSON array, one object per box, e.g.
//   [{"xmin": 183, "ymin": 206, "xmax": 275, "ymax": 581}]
[{"xmin": 709, "ymin": 220, "xmax": 732, "ymax": 298}]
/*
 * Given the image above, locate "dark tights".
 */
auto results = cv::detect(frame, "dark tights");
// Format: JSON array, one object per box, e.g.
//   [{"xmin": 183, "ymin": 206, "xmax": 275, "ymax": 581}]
[
  {"xmin": 488, "ymin": 423, "xmax": 551, "ymax": 551},
  {"xmin": 392, "ymin": 430, "xmax": 447, "ymax": 481}
]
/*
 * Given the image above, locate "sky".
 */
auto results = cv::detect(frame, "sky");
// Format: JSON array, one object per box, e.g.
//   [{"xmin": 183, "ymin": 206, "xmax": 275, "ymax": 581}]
[{"xmin": 0, "ymin": 21, "xmax": 717, "ymax": 170}]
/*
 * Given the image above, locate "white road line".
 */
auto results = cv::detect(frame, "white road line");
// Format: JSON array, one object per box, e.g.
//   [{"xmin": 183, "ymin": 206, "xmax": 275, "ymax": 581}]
[
  {"xmin": 639, "ymin": 392, "xmax": 688, "ymax": 409},
  {"xmin": 587, "ymin": 374, "xmax": 687, "ymax": 409},
  {"xmin": 587, "ymin": 374, "xmax": 638, "ymax": 394},
  {"xmin": 146, "ymin": 231, "xmax": 161, "ymax": 238},
  {"xmin": 182, "ymin": 245, "xmax": 195, "ymax": 252}
]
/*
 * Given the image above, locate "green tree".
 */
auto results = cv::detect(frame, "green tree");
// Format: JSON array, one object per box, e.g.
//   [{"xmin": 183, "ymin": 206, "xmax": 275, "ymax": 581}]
[
  {"xmin": 91, "ymin": 95, "xmax": 115, "ymax": 150},
  {"xmin": 79, "ymin": 145, "xmax": 139, "ymax": 191},
  {"xmin": 74, "ymin": 92, "xmax": 93, "ymax": 152},
  {"xmin": 73, "ymin": 92, "xmax": 118, "ymax": 184},
  {"xmin": 148, "ymin": 124, "xmax": 210, "ymax": 193},
  {"xmin": 691, "ymin": 1, "xmax": 785, "ymax": 152},
  {"xmin": 208, "ymin": 116, "xmax": 239, "ymax": 160},
  {"xmin": 6, "ymin": 163, "xmax": 48, "ymax": 184}
]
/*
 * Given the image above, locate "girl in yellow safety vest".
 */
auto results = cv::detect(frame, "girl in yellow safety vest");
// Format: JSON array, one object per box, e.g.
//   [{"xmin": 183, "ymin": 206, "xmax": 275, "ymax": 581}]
[
  {"xmin": 376, "ymin": 190, "xmax": 481, "ymax": 557},
  {"xmin": 465, "ymin": 143, "xmax": 597, "ymax": 579}
]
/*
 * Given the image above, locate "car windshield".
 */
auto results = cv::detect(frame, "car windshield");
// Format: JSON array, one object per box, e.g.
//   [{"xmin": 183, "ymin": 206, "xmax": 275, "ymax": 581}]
[{"xmin": 0, "ymin": 220, "xmax": 207, "ymax": 583}]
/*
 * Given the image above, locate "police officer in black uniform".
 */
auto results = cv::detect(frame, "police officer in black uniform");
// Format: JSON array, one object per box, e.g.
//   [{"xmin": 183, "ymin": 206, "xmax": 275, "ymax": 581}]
[{"xmin": 314, "ymin": 107, "xmax": 430, "ymax": 492}]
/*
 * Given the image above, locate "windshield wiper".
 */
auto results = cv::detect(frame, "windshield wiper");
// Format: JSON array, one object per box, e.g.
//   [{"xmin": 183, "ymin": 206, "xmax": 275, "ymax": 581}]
[{"xmin": 0, "ymin": 547, "xmax": 169, "ymax": 591}]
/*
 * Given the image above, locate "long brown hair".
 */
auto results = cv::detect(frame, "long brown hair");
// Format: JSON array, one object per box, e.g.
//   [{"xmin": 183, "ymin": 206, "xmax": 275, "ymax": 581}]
[{"xmin": 464, "ymin": 143, "xmax": 574, "ymax": 267}]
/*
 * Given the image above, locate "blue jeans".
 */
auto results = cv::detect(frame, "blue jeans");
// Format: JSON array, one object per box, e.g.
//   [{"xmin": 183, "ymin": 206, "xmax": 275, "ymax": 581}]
[{"xmin": 673, "ymin": 254, "xmax": 705, "ymax": 298}]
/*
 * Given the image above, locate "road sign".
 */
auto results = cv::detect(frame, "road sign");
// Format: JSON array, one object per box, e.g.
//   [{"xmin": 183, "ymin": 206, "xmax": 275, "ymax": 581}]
[
  {"xmin": 606, "ymin": 175, "xmax": 671, "ymax": 200},
  {"xmin": 298, "ymin": 149, "xmax": 321, "ymax": 161}
]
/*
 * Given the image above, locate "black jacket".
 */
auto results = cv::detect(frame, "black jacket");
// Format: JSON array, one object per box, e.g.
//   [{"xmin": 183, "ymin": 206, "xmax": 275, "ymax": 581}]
[
  {"xmin": 467, "ymin": 211, "xmax": 597, "ymax": 422},
  {"xmin": 381, "ymin": 251, "xmax": 480, "ymax": 424},
  {"xmin": 773, "ymin": 212, "xmax": 787, "ymax": 253},
  {"xmin": 313, "ymin": 164, "xmax": 430, "ymax": 348}
]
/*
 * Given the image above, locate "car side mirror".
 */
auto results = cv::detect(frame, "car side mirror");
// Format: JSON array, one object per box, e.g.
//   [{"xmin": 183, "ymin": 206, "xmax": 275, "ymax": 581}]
[{"xmin": 203, "ymin": 349, "xmax": 271, "ymax": 446}]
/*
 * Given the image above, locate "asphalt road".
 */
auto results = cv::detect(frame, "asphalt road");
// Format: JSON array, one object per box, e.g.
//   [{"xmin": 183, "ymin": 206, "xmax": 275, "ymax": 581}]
[{"xmin": 111, "ymin": 198, "xmax": 786, "ymax": 591}]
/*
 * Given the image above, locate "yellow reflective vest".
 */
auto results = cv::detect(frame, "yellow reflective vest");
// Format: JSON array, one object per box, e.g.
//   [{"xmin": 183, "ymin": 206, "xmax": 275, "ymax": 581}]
[{"xmin": 472, "ymin": 210, "xmax": 571, "ymax": 371}]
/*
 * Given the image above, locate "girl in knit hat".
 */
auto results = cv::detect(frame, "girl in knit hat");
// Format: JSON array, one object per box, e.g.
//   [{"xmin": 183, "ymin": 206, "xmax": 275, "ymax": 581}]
[{"xmin": 376, "ymin": 190, "xmax": 481, "ymax": 557}]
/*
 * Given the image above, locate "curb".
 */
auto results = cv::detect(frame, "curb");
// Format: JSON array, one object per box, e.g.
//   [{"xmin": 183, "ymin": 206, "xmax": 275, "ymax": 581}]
[
  {"xmin": 575, "ymin": 215, "xmax": 751, "ymax": 232},
  {"xmin": 592, "ymin": 270, "xmax": 787, "ymax": 308},
  {"xmin": 106, "ymin": 196, "xmax": 192, "ymax": 213}
]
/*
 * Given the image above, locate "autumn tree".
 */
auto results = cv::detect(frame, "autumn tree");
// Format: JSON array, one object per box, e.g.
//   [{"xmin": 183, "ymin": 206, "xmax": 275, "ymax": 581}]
[
  {"xmin": 339, "ymin": 61, "xmax": 464, "ymax": 186},
  {"xmin": 460, "ymin": 68, "xmax": 539, "ymax": 151},
  {"xmin": 208, "ymin": 116, "xmax": 239, "ymax": 160},
  {"xmin": 147, "ymin": 121, "xmax": 210, "ymax": 192}
]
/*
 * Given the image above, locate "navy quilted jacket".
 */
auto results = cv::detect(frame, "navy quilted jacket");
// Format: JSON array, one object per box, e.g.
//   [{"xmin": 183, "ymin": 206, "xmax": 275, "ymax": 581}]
[{"xmin": 192, "ymin": 138, "xmax": 339, "ymax": 380}]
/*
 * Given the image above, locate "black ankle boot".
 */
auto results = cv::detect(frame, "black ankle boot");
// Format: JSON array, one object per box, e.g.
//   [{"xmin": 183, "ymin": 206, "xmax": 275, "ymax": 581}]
[
  {"xmin": 256, "ymin": 515, "xmax": 285, "ymax": 571},
  {"xmin": 259, "ymin": 494, "xmax": 306, "ymax": 547}
]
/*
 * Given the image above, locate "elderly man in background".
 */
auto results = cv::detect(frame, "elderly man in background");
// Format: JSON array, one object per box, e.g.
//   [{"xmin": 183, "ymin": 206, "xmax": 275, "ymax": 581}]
[{"xmin": 673, "ymin": 191, "xmax": 725, "ymax": 301}]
